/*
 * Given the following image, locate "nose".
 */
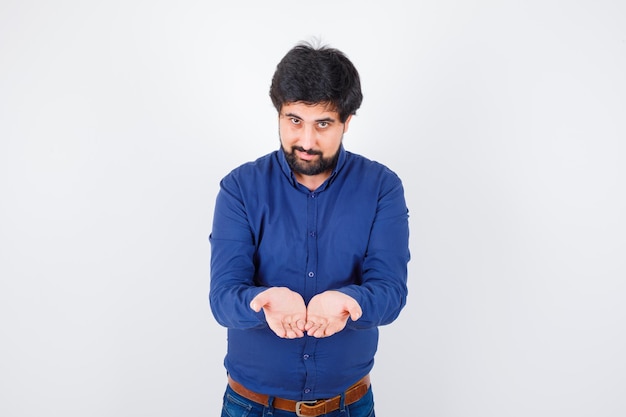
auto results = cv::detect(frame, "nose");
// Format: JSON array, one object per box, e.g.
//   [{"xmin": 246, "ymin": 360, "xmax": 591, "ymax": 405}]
[{"xmin": 301, "ymin": 124, "xmax": 315, "ymax": 150}]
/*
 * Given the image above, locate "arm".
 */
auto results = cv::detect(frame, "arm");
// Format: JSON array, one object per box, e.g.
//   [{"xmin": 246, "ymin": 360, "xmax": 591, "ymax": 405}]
[
  {"xmin": 209, "ymin": 174, "xmax": 307, "ymax": 335},
  {"xmin": 301, "ymin": 173, "xmax": 410, "ymax": 337},
  {"xmin": 209, "ymin": 174, "xmax": 267, "ymax": 329},
  {"xmin": 338, "ymin": 174, "xmax": 410, "ymax": 329}
]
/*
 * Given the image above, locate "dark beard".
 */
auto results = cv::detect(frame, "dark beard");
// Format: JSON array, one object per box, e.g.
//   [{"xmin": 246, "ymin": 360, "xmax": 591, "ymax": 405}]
[{"xmin": 283, "ymin": 145, "xmax": 340, "ymax": 176}]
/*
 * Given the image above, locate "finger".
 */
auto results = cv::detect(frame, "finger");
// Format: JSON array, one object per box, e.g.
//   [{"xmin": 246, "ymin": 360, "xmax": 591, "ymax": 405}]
[
  {"xmin": 285, "ymin": 322, "xmax": 304, "ymax": 339},
  {"xmin": 269, "ymin": 324, "xmax": 286, "ymax": 338},
  {"xmin": 282, "ymin": 319, "xmax": 292, "ymax": 333},
  {"xmin": 307, "ymin": 322, "xmax": 328, "ymax": 337},
  {"xmin": 348, "ymin": 304, "xmax": 363, "ymax": 321},
  {"xmin": 273, "ymin": 320, "xmax": 291, "ymax": 339},
  {"xmin": 305, "ymin": 323, "xmax": 319, "ymax": 334},
  {"xmin": 305, "ymin": 317, "xmax": 325, "ymax": 331},
  {"xmin": 250, "ymin": 293, "xmax": 267, "ymax": 312},
  {"xmin": 311, "ymin": 326, "xmax": 328, "ymax": 338}
]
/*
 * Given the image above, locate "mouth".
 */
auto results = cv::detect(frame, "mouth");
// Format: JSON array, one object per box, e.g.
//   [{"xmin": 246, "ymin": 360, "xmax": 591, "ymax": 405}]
[
  {"xmin": 296, "ymin": 150, "xmax": 318, "ymax": 161},
  {"xmin": 294, "ymin": 147, "xmax": 322, "ymax": 162}
]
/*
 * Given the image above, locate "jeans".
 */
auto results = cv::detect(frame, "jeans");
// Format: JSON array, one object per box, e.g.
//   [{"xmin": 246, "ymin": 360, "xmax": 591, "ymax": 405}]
[{"xmin": 220, "ymin": 384, "xmax": 375, "ymax": 417}]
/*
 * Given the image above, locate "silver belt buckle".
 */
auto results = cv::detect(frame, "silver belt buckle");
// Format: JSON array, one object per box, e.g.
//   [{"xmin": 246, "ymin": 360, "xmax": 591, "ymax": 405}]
[{"xmin": 295, "ymin": 400, "xmax": 318, "ymax": 417}]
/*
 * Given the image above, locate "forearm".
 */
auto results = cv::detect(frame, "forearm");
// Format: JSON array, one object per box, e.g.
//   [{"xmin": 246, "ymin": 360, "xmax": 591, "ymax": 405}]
[
  {"xmin": 209, "ymin": 176, "xmax": 269, "ymax": 329},
  {"xmin": 339, "ymin": 272, "xmax": 408, "ymax": 328},
  {"xmin": 209, "ymin": 235, "xmax": 268, "ymax": 329},
  {"xmin": 340, "ymin": 180, "xmax": 410, "ymax": 328},
  {"xmin": 209, "ymin": 282, "xmax": 267, "ymax": 329}
]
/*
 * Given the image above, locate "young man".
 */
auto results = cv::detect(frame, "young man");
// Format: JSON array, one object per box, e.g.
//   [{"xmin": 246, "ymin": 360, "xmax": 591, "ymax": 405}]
[{"xmin": 209, "ymin": 41, "xmax": 410, "ymax": 417}]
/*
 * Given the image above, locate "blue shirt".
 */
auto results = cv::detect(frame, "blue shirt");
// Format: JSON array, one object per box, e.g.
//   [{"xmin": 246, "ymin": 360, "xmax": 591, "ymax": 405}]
[{"xmin": 209, "ymin": 145, "xmax": 410, "ymax": 400}]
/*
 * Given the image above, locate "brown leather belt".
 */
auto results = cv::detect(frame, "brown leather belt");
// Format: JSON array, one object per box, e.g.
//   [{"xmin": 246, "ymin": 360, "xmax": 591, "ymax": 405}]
[{"xmin": 227, "ymin": 374, "xmax": 370, "ymax": 417}]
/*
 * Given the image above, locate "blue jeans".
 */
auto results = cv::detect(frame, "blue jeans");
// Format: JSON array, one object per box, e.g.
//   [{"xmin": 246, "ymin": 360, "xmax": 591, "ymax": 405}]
[{"xmin": 220, "ymin": 384, "xmax": 375, "ymax": 417}]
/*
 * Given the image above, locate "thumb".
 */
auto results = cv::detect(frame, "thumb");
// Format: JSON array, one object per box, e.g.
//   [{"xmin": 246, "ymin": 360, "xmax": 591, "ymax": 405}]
[
  {"xmin": 348, "ymin": 303, "xmax": 362, "ymax": 321},
  {"xmin": 250, "ymin": 292, "xmax": 267, "ymax": 312}
]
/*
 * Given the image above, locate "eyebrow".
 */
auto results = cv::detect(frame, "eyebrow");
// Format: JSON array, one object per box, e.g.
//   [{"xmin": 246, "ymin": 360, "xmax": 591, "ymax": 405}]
[{"xmin": 284, "ymin": 112, "xmax": 336, "ymax": 123}]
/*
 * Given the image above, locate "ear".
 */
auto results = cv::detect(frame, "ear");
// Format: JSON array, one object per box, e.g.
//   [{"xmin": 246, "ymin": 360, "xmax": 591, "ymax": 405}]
[{"xmin": 343, "ymin": 115, "xmax": 353, "ymax": 133}]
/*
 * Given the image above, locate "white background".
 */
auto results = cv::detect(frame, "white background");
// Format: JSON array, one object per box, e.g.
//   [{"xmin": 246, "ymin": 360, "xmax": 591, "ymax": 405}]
[{"xmin": 1, "ymin": 1, "xmax": 625, "ymax": 416}]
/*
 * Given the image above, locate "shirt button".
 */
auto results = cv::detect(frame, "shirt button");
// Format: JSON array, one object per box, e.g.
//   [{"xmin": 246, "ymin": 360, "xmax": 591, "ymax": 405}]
[
  {"xmin": 303, "ymin": 354, "xmax": 310, "ymax": 360},
  {"xmin": 308, "ymin": 271, "xmax": 315, "ymax": 278},
  {"xmin": 309, "ymin": 231, "xmax": 316, "ymax": 237},
  {"xmin": 304, "ymin": 388, "xmax": 311, "ymax": 394}
]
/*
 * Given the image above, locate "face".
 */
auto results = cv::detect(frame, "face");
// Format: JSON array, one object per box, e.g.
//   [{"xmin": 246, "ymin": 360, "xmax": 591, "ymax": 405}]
[{"xmin": 279, "ymin": 102, "xmax": 352, "ymax": 181}]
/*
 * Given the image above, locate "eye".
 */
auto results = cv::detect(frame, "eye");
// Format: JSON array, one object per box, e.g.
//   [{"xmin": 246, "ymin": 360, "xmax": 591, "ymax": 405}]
[
  {"xmin": 290, "ymin": 118, "xmax": 301, "ymax": 125},
  {"xmin": 318, "ymin": 121, "xmax": 329, "ymax": 128}
]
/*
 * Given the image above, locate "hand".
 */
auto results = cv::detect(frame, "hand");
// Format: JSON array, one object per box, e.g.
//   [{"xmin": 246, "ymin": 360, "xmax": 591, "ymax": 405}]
[
  {"xmin": 250, "ymin": 287, "xmax": 307, "ymax": 339},
  {"xmin": 304, "ymin": 291, "xmax": 362, "ymax": 338}
]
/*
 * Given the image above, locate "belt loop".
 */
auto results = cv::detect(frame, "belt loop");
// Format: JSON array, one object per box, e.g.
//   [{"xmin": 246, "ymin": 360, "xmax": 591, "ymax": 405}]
[
  {"xmin": 265, "ymin": 395, "xmax": 275, "ymax": 416},
  {"xmin": 339, "ymin": 391, "xmax": 347, "ymax": 413}
]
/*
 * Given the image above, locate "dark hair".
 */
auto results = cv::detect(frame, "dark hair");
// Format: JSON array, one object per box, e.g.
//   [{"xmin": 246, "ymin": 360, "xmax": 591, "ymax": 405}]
[{"xmin": 269, "ymin": 41, "xmax": 363, "ymax": 123}]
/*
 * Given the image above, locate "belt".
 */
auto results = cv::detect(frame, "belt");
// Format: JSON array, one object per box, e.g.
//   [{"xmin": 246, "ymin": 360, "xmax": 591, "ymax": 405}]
[{"xmin": 227, "ymin": 374, "xmax": 371, "ymax": 417}]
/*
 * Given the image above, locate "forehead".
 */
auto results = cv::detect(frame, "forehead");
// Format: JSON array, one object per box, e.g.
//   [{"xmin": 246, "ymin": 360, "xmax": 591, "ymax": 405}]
[{"xmin": 281, "ymin": 102, "xmax": 340, "ymax": 121}]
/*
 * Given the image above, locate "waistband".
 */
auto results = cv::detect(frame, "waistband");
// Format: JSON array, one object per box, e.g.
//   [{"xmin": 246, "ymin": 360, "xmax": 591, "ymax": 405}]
[{"xmin": 227, "ymin": 374, "xmax": 371, "ymax": 417}]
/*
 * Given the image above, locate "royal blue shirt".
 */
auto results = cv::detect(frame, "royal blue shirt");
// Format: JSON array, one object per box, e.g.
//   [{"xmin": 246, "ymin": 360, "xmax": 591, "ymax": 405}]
[{"xmin": 209, "ymin": 145, "xmax": 410, "ymax": 400}]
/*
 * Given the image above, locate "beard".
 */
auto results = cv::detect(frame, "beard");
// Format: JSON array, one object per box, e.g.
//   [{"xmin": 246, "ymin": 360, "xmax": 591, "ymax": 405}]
[{"xmin": 282, "ymin": 144, "xmax": 341, "ymax": 176}]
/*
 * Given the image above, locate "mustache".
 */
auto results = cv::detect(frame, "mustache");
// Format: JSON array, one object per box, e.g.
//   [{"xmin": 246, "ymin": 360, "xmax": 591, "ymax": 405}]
[{"xmin": 292, "ymin": 146, "xmax": 322, "ymax": 156}]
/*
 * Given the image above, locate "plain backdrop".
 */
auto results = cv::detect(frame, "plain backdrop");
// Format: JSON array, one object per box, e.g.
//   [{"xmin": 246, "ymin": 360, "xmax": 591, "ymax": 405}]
[{"xmin": 1, "ymin": 1, "xmax": 625, "ymax": 416}]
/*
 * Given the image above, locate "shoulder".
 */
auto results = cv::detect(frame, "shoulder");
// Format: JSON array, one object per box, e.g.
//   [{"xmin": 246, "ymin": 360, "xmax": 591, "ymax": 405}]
[
  {"xmin": 229, "ymin": 152, "xmax": 277, "ymax": 175},
  {"xmin": 342, "ymin": 152, "xmax": 408, "ymax": 216},
  {"xmin": 221, "ymin": 151, "xmax": 280, "ymax": 184},
  {"xmin": 343, "ymin": 151, "xmax": 403, "ymax": 185}
]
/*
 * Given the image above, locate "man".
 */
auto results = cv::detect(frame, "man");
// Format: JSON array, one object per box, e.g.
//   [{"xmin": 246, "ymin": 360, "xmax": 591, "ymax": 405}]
[{"xmin": 209, "ymin": 41, "xmax": 410, "ymax": 417}]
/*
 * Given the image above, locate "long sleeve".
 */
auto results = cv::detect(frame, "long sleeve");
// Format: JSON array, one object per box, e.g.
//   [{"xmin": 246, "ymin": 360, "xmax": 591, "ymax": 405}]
[
  {"xmin": 338, "ymin": 171, "xmax": 410, "ymax": 328},
  {"xmin": 209, "ymin": 174, "xmax": 267, "ymax": 329}
]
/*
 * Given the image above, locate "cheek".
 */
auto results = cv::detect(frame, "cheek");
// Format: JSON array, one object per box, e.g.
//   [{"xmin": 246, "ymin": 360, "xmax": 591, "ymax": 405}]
[
  {"xmin": 279, "ymin": 130, "xmax": 293, "ymax": 144},
  {"xmin": 320, "ymin": 132, "xmax": 343, "ymax": 151},
  {"xmin": 279, "ymin": 125, "xmax": 299, "ymax": 143}
]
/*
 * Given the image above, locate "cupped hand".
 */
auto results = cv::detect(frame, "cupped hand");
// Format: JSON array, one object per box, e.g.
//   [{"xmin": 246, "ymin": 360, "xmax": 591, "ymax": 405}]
[
  {"xmin": 304, "ymin": 290, "xmax": 362, "ymax": 338},
  {"xmin": 250, "ymin": 287, "xmax": 307, "ymax": 338}
]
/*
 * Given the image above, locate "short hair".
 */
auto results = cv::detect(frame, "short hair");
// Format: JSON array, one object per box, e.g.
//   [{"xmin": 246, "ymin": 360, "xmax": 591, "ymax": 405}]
[{"xmin": 269, "ymin": 41, "xmax": 363, "ymax": 123}]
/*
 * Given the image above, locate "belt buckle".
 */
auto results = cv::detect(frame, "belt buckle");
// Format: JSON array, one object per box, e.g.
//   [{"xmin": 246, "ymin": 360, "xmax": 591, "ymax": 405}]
[{"xmin": 295, "ymin": 400, "xmax": 318, "ymax": 417}]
